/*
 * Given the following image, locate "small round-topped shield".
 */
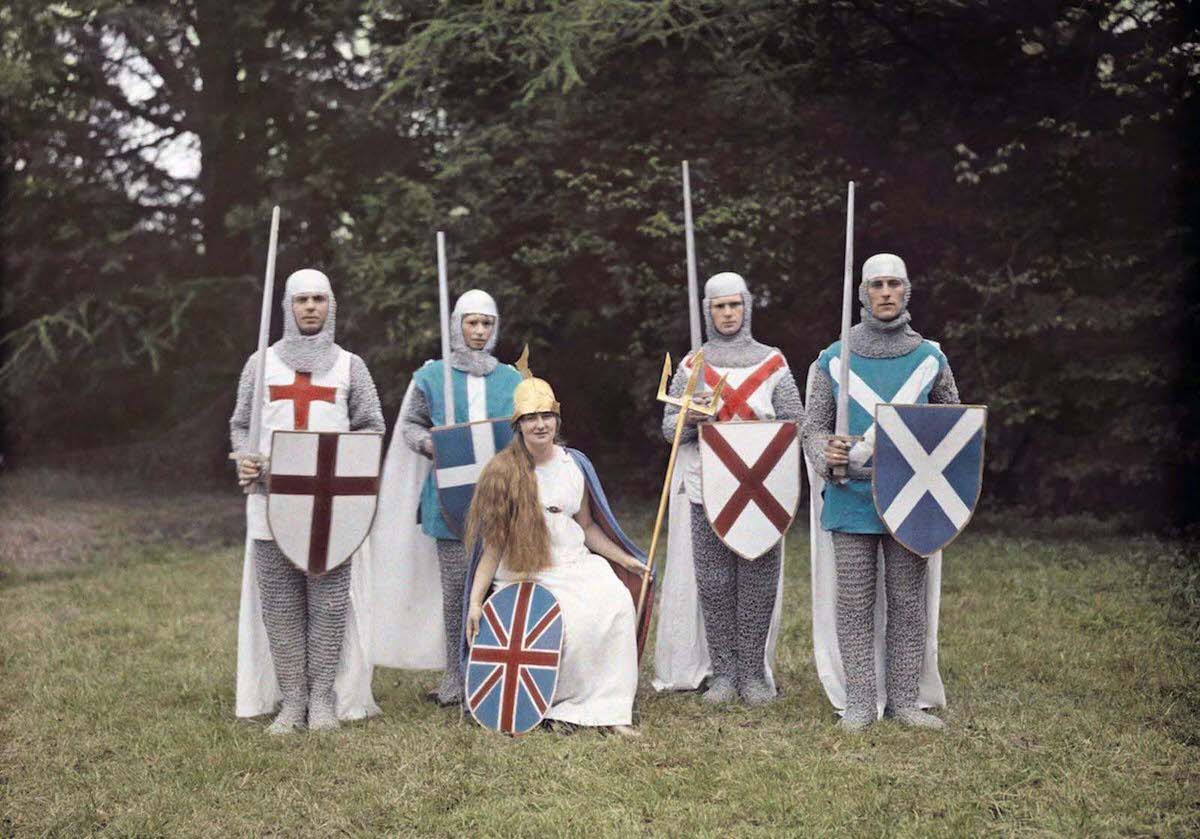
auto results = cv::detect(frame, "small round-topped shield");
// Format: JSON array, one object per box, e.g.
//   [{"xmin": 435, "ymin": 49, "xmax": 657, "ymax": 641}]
[{"xmin": 466, "ymin": 581, "xmax": 563, "ymax": 735}]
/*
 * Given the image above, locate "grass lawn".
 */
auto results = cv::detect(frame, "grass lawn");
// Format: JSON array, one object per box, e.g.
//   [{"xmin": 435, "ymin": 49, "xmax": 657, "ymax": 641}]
[{"xmin": 2, "ymin": 478, "xmax": 1198, "ymax": 837}]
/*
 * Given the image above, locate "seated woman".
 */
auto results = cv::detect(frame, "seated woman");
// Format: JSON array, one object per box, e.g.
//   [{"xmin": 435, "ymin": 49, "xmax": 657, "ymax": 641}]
[{"xmin": 464, "ymin": 376, "xmax": 647, "ymax": 737}]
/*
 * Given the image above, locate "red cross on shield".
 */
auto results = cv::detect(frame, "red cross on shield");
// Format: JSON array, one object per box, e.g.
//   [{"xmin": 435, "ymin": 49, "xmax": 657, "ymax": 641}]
[
  {"xmin": 699, "ymin": 421, "xmax": 801, "ymax": 559},
  {"xmin": 267, "ymin": 431, "xmax": 383, "ymax": 574}
]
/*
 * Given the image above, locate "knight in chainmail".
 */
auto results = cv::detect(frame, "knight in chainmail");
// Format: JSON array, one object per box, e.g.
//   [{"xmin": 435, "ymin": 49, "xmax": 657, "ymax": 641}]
[
  {"xmin": 801, "ymin": 253, "xmax": 959, "ymax": 732},
  {"xmin": 230, "ymin": 269, "xmax": 384, "ymax": 734},
  {"xmin": 661, "ymin": 273, "xmax": 804, "ymax": 706},
  {"xmin": 398, "ymin": 290, "xmax": 523, "ymax": 705}
]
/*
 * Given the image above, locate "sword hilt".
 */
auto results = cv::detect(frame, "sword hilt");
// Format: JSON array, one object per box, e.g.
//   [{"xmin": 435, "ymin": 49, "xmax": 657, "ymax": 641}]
[{"xmin": 229, "ymin": 451, "xmax": 269, "ymax": 495}]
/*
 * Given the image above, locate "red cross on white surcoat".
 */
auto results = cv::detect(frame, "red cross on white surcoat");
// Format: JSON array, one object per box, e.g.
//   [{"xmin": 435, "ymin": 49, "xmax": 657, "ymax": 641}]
[
  {"xmin": 690, "ymin": 352, "xmax": 786, "ymax": 421},
  {"xmin": 269, "ymin": 372, "xmax": 337, "ymax": 430}
]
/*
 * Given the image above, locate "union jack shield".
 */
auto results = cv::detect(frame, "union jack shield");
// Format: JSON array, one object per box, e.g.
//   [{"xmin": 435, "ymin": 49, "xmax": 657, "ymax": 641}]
[
  {"xmin": 466, "ymin": 582, "xmax": 563, "ymax": 735},
  {"xmin": 873, "ymin": 404, "xmax": 987, "ymax": 557},
  {"xmin": 267, "ymin": 431, "xmax": 383, "ymax": 575},
  {"xmin": 699, "ymin": 420, "xmax": 802, "ymax": 559},
  {"xmin": 431, "ymin": 418, "xmax": 515, "ymax": 537}
]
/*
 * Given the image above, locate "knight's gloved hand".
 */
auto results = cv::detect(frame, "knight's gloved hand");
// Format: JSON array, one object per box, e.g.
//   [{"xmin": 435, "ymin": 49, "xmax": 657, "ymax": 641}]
[
  {"xmin": 684, "ymin": 394, "xmax": 713, "ymax": 426},
  {"xmin": 237, "ymin": 455, "xmax": 266, "ymax": 486}
]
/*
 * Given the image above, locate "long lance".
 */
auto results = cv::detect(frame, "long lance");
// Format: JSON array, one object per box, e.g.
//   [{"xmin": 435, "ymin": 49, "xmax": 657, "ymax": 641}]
[
  {"xmin": 833, "ymin": 182, "xmax": 855, "ymax": 480},
  {"xmin": 232, "ymin": 205, "xmax": 280, "ymax": 491},
  {"xmin": 436, "ymin": 231, "xmax": 456, "ymax": 424},
  {"xmin": 682, "ymin": 161, "xmax": 701, "ymax": 352},
  {"xmin": 635, "ymin": 351, "xmax": 726, "ymax": 624}
]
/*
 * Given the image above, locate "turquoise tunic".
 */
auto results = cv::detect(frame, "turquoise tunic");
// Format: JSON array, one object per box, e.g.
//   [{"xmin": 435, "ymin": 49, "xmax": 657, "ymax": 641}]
[
  {"xmin": 817, "ymin": 340, "xmax": 947, "ymax": 534},
  {"xmin": 412, "ymin": 360, "xmax": 523, "ymax": 539}
]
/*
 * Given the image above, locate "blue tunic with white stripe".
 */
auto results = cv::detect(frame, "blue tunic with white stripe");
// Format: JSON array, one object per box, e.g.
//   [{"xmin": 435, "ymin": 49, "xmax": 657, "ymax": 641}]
[
  {"xmin": 817, "ymin": 340, "xmax": 948, "ymax": 534},
  {"xmin": 412, "ymin": 360, "xmax": 523, "ymax": 539}
]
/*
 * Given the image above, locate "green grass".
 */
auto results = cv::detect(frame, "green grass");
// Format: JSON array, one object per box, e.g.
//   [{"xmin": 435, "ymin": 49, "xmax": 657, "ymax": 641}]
[{"xmin": 2, "ymin": 488, "xmax": 1198, "ymax": 837}]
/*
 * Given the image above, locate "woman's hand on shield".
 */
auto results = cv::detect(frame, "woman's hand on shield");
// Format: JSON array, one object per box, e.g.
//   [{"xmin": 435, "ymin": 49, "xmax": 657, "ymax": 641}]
[{"xmin": 466, "ymin": 602, "xmax": 483, "ymax": 645}]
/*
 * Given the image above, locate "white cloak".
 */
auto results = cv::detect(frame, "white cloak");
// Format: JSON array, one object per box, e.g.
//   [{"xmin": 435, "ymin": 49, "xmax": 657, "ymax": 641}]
[
  {"xmin": 368, "ymin": 380, "xmax": 445, "ymax": 669},
  {"xmin": 804, "ymin": 362, "xmax": 946, "ymax": 717}
]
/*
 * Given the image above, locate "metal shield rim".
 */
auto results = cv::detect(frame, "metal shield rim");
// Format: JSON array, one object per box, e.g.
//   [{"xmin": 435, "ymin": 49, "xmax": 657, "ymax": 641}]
[
  {"xmin": 466, "ymin": 581, "xmax": 563, "ymax": 736},
  {"xmin": 870, "ymin": 403, "xmax": 988, "ymax": 558},
  {"xmin": 698, "ymin": 419, "xmax": 802, "ymax": 561},
  {"xmin": 265, "ymin": 429, "xmax": 384, "ymax": 575},
  {"xmin": 431, "ymin": 417, "xmax": 514, "ymax": 538}
]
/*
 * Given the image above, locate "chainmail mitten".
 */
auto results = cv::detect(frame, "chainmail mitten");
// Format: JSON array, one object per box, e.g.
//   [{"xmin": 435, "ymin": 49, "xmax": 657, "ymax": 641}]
[
  {"xmin": 305, "ymin": 559, "xmax": 352, "ymax": 730},
  {"xmin": 435, "ymin": 539, "xmax": 469, "ymax": 704},
  {"xmin": 831, "ymin": 531, "xmax": 880, "ymax": 726},
  {"xmin": 882, "ymin": 537, "xmax": 927, "ymax": 714},
  {"xmin": 254, "ymin": 540, "xmax": 309, "ymax": 733},
  {"xmin": 736, "ymin": 544, "xmax": 781, "ymax": 705},
  {"xmin": 690, "ymin": 504, "xmax": 738, "ymax": 702}
]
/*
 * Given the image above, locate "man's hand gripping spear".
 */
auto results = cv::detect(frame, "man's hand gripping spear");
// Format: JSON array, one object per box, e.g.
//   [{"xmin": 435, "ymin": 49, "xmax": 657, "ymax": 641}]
[{"xmin": 634, "ymin": 351, "xmax": 727, "ymax": 624}]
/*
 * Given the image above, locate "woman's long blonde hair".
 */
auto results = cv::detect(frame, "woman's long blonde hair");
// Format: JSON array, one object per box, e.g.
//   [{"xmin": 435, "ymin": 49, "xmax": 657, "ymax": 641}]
[{"xmin": 465, "ymin": 431, "xmax": 552, "ymax": 575}]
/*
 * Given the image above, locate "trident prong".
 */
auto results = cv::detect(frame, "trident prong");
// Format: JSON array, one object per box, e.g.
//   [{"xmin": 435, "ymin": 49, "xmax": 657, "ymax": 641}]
[
  {"xmin": 657, "ymin": 350, "xmax": 726, "ymax": 417},
  {"xmin": 636, "ymin": 348, "xmax": 727, "ymax": 629}
]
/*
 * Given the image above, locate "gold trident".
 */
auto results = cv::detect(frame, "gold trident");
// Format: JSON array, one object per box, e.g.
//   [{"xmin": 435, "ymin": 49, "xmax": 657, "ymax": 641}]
[{"xmin": 635, "ymin": 349, "xmax": 728, "ymax": 624}]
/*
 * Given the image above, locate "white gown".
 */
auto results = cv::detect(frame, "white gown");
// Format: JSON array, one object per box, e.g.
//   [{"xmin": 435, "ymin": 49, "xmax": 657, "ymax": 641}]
[{"xmin": 494, "ymin": 446, "xmax": 639, "ymax": 726}]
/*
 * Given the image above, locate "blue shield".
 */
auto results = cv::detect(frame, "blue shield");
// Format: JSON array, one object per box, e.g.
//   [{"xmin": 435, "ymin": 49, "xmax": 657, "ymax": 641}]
[
  {"xmin": 466, "ymin": 581, "xmax": 562, "ymax": 735},
  {"xmin": 431, "ymin": 418, "xmax": 514, "ymax": 538},
  {"xmin": 872, "ymin": 404, "xmax": 987, "ymax": 557}
]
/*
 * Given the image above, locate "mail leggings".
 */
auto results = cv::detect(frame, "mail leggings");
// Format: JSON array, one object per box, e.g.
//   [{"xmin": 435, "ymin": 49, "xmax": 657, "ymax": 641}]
[
  {"xmin": 690, "ymin": 504, "xmax": 780, "ymax": 692},
  {"xmin": 254, "ymin": 539, "xmax": 351, "ymax": 714},
  {"xmin": 435, "ymin": 539, "xmax": 468, "ymax": 702},
  {"xmin": 831, "ymin": 532, "xmax": 927, "ymax": 721}
]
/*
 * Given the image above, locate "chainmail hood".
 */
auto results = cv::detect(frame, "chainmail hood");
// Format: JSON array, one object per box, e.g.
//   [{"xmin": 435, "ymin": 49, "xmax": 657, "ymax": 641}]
[
  {"xmin": 275, "ymin": 269, "xmax": 341, "ymax": 374},
  {"xmin": 851, "ymin": 253, "xmax": 922, "ymax": 358},
  {"xmin": 701, "ymin": 272, "xmax": 773, "ymax": 367},
  {"xmin": 449, "ymin": 289, "xmax": 500, "ymax": 376}
]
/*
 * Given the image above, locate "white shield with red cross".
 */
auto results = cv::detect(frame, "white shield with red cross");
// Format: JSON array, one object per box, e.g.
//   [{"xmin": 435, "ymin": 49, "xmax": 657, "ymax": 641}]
[
  {"xmin": 699, "ymin": 420, "xmax": 801, "ymax": 559},
  {"xmin": 267, "ymin": 430, "xmax": 383, "ymax": 575}
]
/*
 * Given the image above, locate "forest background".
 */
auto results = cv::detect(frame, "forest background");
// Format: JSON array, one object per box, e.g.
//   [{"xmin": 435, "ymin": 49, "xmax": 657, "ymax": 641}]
[{"xmin": 2, "ymin": 0, "xmax": 1197, "ymax": 529}]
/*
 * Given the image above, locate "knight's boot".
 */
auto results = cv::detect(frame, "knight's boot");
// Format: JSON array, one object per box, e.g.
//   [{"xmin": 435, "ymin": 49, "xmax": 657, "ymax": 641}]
[
  {"xmin": 254, "ymin": 540, "xmax": 309, "ymax": 734},
  {"xmin": 735, "ymin": 544, "xmax": 781, "ymax": 706},
  {"xmin": 435, "ymin": 539, "xmax": 468, "ymax": 705},
  {"xmin": 881, "ymin": 538, "xmax": 944, "ymax": 731},
  {"xmin": 691, "ymin": 505, "xmax": 738, "ymax": 704},
  {"xmin": 305, "ymin": 559, "xmax": 352, "ymax": 731},
  {"xmin": 832, "ymin": 532, "xmax": 880, "ymax": 731}
]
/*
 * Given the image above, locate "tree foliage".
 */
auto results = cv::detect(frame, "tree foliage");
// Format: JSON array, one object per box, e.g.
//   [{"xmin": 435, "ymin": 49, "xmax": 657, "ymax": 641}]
[{"xmin": 2, "ymin": 0, "xmax": 1196, "ymax": 524}]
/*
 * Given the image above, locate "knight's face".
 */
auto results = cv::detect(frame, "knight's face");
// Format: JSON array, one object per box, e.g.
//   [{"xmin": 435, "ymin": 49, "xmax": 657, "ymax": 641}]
[
  {"xmin": 866, "ymin": 277, "xmax": 905, "ymax": 321},
  {"xmin": 710, "ymin": 295, "xmax": 744, "ymax": 336},
  {"xmin": 292, "ymin": 293, "xmax": 330, "ymax": 335},
  {"xmin": 519, "ymin": 412, "xmax": 558, "ymax": 447},
  {"xmin": 461, "ymin": 314, "xmax": 496, "ymax": 350}
]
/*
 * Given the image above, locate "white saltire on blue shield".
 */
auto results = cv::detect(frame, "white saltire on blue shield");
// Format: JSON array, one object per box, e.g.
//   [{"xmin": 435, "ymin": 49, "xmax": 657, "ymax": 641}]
[
  {"xmin": 873, "ymin": 404, "xmax": 986, "ymax": 557},
  {"xmin": 829, "ymin": 353, "xmax": 941, "ymax": 467},
  {"xmin": 435, "ymin": 374, "xmax": 496, "ymax": 489}
]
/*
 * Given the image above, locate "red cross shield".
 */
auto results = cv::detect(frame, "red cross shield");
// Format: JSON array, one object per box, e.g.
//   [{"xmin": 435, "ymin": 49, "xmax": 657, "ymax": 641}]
[
  {"xmin": 699, "ymin": 421, "xmax": 801, "ymax": 559},
  {"xmin": 267, "ymin": 431, "xmax": 383, "ymax": 575}
]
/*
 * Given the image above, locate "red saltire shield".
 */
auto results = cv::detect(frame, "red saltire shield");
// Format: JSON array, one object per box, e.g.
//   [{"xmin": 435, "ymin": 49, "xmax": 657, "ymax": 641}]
[
  {"xmin": 699, "ymin": 420, "xmax": 801, "ymax": 559},
  {"xmin": 267, "ymin": 430, "xmax": 383, "ymax": 575}
]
